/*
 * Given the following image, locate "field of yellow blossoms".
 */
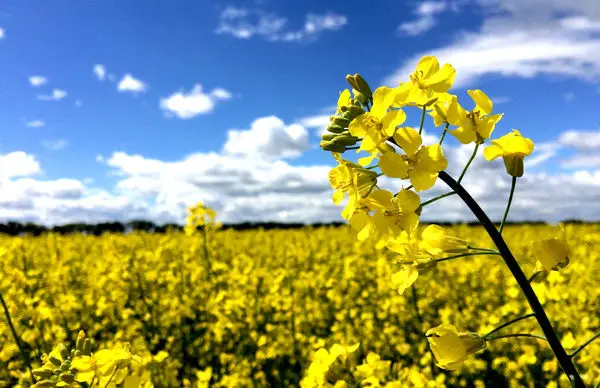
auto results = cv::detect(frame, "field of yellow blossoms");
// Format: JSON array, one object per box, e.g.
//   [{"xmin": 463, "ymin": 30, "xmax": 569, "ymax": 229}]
[{"xmin": 1, "ymin": 224, "xmax": 599, "ymax": 387}]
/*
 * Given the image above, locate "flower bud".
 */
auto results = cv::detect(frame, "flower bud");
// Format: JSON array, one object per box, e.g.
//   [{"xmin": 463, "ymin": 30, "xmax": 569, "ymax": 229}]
[
  {"xmin": 346, "ymin": 105, "xmax": 365, "ymax": 118},
  {"xmin": 320, "ymin": 140, "xmax": 347, "ymax": 153},
  {"xmin": 425, "ymin": 96, "xmax": 439, "ymax": 106},
  {"xmin": 331, "ymin": 135, "xmax": 358, "ymax": 146},
  {"xmin": 82, "ymin": 339, "xmax": 91, "ymax": 356},
  {"xmin": 426, "ymin": 324, "xmax": 486, "ymax": 370},
  {"xmin": 326, "ymin": 124, "xmax": 346, "ymax": 134},
  {"xmin": 503, "ymin": 155, "xmax": 524, "ymax": 177},
  {"xmin": 332, "ymin": 117, "xmax": 351, "ymax": 128},
  {"xmin": 75, "ymin": 331, "xmax": 85, "ymax": 352},
  {"xmin": 58, "ymin": 344, "xmax": 70, "ymax": 361},
  {"xmin": 355, "ymin": 92, "xmax": 369, "ymax": 105},
  {"xmin": 321, "ymin": 133, "xmax": 337, "ymax": 141},
  {"xmin": 345, "ymin": 74, "xmax": 359, "ymax": 90},
  {"xmin": 59, "ymin": 372, "xmax": 75, "ymax": 384},
  {"xmin": 48, "ymin": 356, "xmax": 62, "ymax": 367},
  {"xmin": 353, "ymin": 74, "xmax": 373, "ymax": 100},
  {"xmin": 32, "ymin": 368, "xmax": 54, "ymax": 379}
]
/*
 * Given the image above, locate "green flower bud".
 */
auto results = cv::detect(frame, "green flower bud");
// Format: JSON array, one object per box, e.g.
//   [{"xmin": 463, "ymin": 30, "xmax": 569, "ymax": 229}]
[
  {"xmin": 48, "ymin": 356, "xmax": 62, "ymax": 367},
  {"xmin": 346, "ymin": 105, "xmax": 365, "ymax": 117},
  {"xmin": 75, "ymin": 333, "xmax": 85, "ymax": 352},
  {"xmin": 353, "ymin": 74, "xmax": 373, "ymax": 100},
  {"xmin": 332, "ymin": 135, "xmax": 358, "ymax": 146},
  {"xmin": 82, "ymin": 339, "xmax": 91, "ymax": 356},
  {"xmin": 73, "ymin": 349, "xmax": 82, "ymax": 357},
  {"xmin": 326, "ymin": 124, "xmax": 346, "ymax": 134},
  {"xmin": 59, "ymin": 372, "xmax": 75, "ymax": 384},
  {"xmin": 345, "ymin": 74, "xmax": 359, "ymax": 90},
  {"xmin": 321, "ymin": 133, "xmax": 337, "ymax": 141},
  {"xmin": 53, "ymin": 368, "xmax": 62, "ymax": 375},
  {"xmin": 58, "ymin": 344, "xmax": 70, "ymax": 361},
  {"xmin": 32, "ymin": 368, "xmax": 54, "ymax": 379},
  {"xmin": 320, "ymin": 140, "xmax": 347, "ymax": 153},
  {"xmin": 60, "ymin": 362, "xmax": 70, "ymax": 372},
  {"xmin": 332, "ymin": 117, "xmax": 351, "ymax": 128},
  {"xmin": 355, "ymin": 92, "xmax": 369, "ymax": 105}
]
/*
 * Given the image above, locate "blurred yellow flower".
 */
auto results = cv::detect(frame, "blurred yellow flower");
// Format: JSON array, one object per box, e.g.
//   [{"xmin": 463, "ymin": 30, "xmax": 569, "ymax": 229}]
[
  {"xmin": 532, "ymin": 223, "xmax": 570, "ymax": 272},
  {"xmin": 447, "ymin": 90, "xmax": 503, "ymax": 144},
  {"xmin": 395, "ymin": 56, "xmax": 456, "ymax": 106},
  {"xmin": 426, "ymin": 324, "xmax": 486, "ymax": 370},
  {"xmin": 420, "ymin": 225, "xmax": 469, "ymax": 256}
]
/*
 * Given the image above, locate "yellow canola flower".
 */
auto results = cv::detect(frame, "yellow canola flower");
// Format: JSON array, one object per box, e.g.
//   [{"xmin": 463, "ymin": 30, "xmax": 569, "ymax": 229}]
[
  {"xmin": 394, "ymin": 56, "xmax": 456, "ymax": 107},
  {"xmin": 447, "ymin": 90, "xmax": 503, "ymax": 144},
  {"xmin": 429, "ymin": 92, "xmax": 458, "ymax": 127},
  {"xmin": 349, "ymin": 189, "xmax": 421, "ymax": 246},
  {"xmin": 336, "ymin": 89, "xmax": 352, "ymax": 114},
  {"xmin": 379, "ymin": 126, "xmax": 448, "ymax": 191},
  {"xmin": 531, "ymin": 223, "xmax": 570, "ymax": 272},
  {"xmin": 355, "ymin": 352, "xmax": 391, "ymax": 382},
  {"xmin": 348, "ymin": 86, "xmax": 406, "ymax": 154},
  {"xmin": 420, "ymin": 225, "xmax": 469, "ymax": 256},
  {"xmin": 425, "ymin": 324, "xmax": 486, "ymax": 370},
  {"xmin": 184, "ymin": 201, "xmax": 219, "ymax": 236},
  {"xmin": 483, "ymin": 130, "xmax": 534, "ymax": 177}
]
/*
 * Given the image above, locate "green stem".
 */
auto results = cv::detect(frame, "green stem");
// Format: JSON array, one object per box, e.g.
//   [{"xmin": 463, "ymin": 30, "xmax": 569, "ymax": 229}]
[
  {"xmin": 437, "ymin": 171, "xmax": 584, "ymax": 387},
  {"xmin": 468, "ymin": 246, "xmax": 499, "ymax": 253},
  {"xmin": 483, "ymin": 313, "xmax": 536, "ymax": 339},
  {"xmin": 434, "ymin": 251, "xmax": 501, "ymax": 264},
  {"xmin": 0, "ymin": 292, "xmax": 36, "ymax": 383},
  {"xmin": 499, "ymin": 176, "xmax": 517, "ymax": 234},
  {"xmin": 528, "ymin": 272, "xmax": 542, "ymax": 284},
  {"xmin": 104, "ymin": 365, "xmax": 119, "ymax": 388},
  {"xmin": 439, "ymin": 123, "xmax": 449, "ymax": 145},
  {"xmin": 570, "ymin": 332, "xmax": 600, "ymax": 359},
  {"xmin": 418, "ymin": 105, "xmax": 427, "ymax": 135},
  {"xmin": 457, "ymin": 142, "xmax": 480, "ymax": 184},
  {"xmin": 486, "ymin": 333, "xmax": 548, "ymax": 342},
  {"xmin": 420, "ymin": 191, "xmax": 456, "ymax": 208}
]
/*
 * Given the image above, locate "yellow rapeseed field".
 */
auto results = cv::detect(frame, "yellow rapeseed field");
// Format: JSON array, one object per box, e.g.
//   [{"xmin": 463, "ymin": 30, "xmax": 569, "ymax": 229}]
[{"xmin": 1, "ymin": 224, "xmax": 599, "ymax": 387}]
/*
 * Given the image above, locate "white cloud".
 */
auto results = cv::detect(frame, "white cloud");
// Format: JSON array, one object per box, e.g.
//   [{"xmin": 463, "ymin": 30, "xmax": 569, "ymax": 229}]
[
  {"xmin": 93, "ymin": 64, "xmax": 106, "ymax": 81},
  {"xmin": 560, "ymin": 16, "xmax": 600, "ymax": 32},
  {"xmin": 117, "ymin": 74, "xmax": 146, "ymax": 93},
  {"xmin": 561, "ymin": 154, "xmax": 600, "ymax": 168},
  {"xmin": 385, "ymin": 1, "xmax": 600, "ymax": 87},
  {"xmin": 26, "ymin": 120, "xmax": 45, "ymax": 128},
  {"xmin": 298, "ymin": 114, "xmax": 331, "ymax": 135},
  {"xmin": 224, "ymin": 116, "xmax": 310, "ymax": 159},
  {"xmin": 398, "ymin": 1, "xmax": 447, "ymax": 36},
  {"xmin": 160, "ymin": 84, "xmax": 232, "ymax": 119},
  {"xmin": 28, "ymin": 76, "xmax": 48, "ymax": 87},
  {"xmin": 37, "ymin": 89, "xmax": 67, "ymax": 101},
  {"xmin": 0, "ymin": 28, "xmax": 4, "ymax": 39},
  {"xmin": 0, "ymin": 152, "xmax": 41, "ymax": 179},
  {"xmin": 41, "ymin": 139, "xmax": 68, "ymax": 151},
  {"xmin": 558, "ymin": 130, "xmax": 600, "ymax": 150},
  {"xmin": 216, "ymin": 7, "xmax": 347, "ymax": 42}
]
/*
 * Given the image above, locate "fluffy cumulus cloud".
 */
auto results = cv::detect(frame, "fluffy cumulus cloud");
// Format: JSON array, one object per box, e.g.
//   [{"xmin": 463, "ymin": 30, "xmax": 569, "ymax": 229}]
[
  {"xmin": 0, "ymin": 27, "xmax": 4, "ymax": 39},
  {"xmin": 117, "ymin": 73, "xmax": 146, "ymax": 93},
  {"xmin": 36, "ymin": 89, "xmax": 67, "ymax": 101},
  {"xmin": 160, "ymin": 84, "xmax": 232, "ymax": 119},
  {"xmin": 385, "ymin": 0, "xmax": 600, "ymax": 87},
  {"xmin": 28, "ymin": 76, "xmax": 48, "ymax": 87},
  {"xmin": 223, "ymin": 116, "xmax": 310, "ymax": 159},
  {"xmin": 2, "ymin": 121, "xmax": 600, "ymax": 226},
  {"xmin": 398, "ymin": 1, "xmax": 448, "ymax": 36},
  {"xmin": 216, "ymin": 6, "xmax": 347, "ymax": 42},
  {"xmin": 557, "ymin": 129, "xmax": 600, "ymax": 168}
]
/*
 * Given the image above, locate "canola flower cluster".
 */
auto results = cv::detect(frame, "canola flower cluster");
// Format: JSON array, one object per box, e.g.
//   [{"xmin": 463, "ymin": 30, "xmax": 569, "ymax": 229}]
[
  {"xmin": 0, "ymin": 224, "xmax": 598, "ymax": 387},
  {"xmin": 1, "ymin": 56, "xmax": 599, "ymax": 387}
]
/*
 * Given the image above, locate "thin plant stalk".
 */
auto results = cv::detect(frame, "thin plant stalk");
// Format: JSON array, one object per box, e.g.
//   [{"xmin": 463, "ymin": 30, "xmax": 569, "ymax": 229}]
[
  {"xmin": 483, "ymin": 313, "xmax": 536, "ymax": 339},
  {"xmin": 499, "ymin": 176, "xmax": 517, "ymax": 234},
  {"xmin": 486, "ymin": 333, "xmax": 548, "ymax": 342},
  {"xmin": 570, "ymin": 332, "xmax": 600, "ymax": 359},
  {"xmin": 437, "ymin": 170, "xmax": 584, "ymax": 387},
  {"xmin": 0, "ymin": 292, "xmax": 36, "ymax": 383},
  {"xmin": 458, "ymin": 142, "xmax": 480, "ymax": 184}
]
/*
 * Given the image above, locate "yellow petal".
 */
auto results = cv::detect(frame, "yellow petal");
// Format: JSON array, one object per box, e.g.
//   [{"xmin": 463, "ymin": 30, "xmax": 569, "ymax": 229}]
[
  {"xmin": 416, "ymin": 56, "xmax": 440, "ymax": 79},
  {"xmin": 393, "ymin": 127, "xmax": 422, "ymax": 156},
  {"xmin": 337, "ymin": 89, "xmax": 351, "ymax": 109},
  {"xmin": 395, "ymin": 189, "xmax": 421, "ymax": 213},
  {"xmin": 379, "ymin": 152, "xmax": 409, "ymax": 179},
  {"xmin": 425, "ymin": 63, "xmax": 456, "ymax": 93},
  {"xmin": 416, "ymin": 144, "xmax": 448, "ymax": 172},
  {"xmin": 348, "ymin": 115, "xmax": 368, "ymax": 138},
  {"xmin": 410, "ymin": 168, "xmax": 439, "ymax": 192},
  {"xmin": 483, "ymin": 144, "xmax": 503, "ymax": 161},
  {"xmin": 381, "ymin": 109, "xmax": 406, "ymax": 137},
  {"xmin": 468, "ymin": 90, "xmax": 493, "ymax": 115},
  {"xmin": 371, "ymin": 86, "xmax": 396, "ymax": 118},
  {"xmin": 391, "ymin": 266, "xmax": 419, "ymax": 295},
  {"xmin": 332, "ymin": 190, "xmax": 345, "ymax": 205},
  {"xmin": 449, "ymin": 126, "xmax": 477, "ymax": 144}
]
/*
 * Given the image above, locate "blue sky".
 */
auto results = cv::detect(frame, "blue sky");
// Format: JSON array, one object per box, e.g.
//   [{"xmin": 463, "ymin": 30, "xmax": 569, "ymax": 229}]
[{"xmin": 1, "ymin": 0, "xmax": 600, "ymax": 225}]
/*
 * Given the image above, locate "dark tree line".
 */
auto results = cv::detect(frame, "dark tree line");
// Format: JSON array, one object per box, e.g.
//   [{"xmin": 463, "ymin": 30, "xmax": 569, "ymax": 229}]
[{"xmin": 0, "ymin": 219, "xmax": 593, "ymax": 237}]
